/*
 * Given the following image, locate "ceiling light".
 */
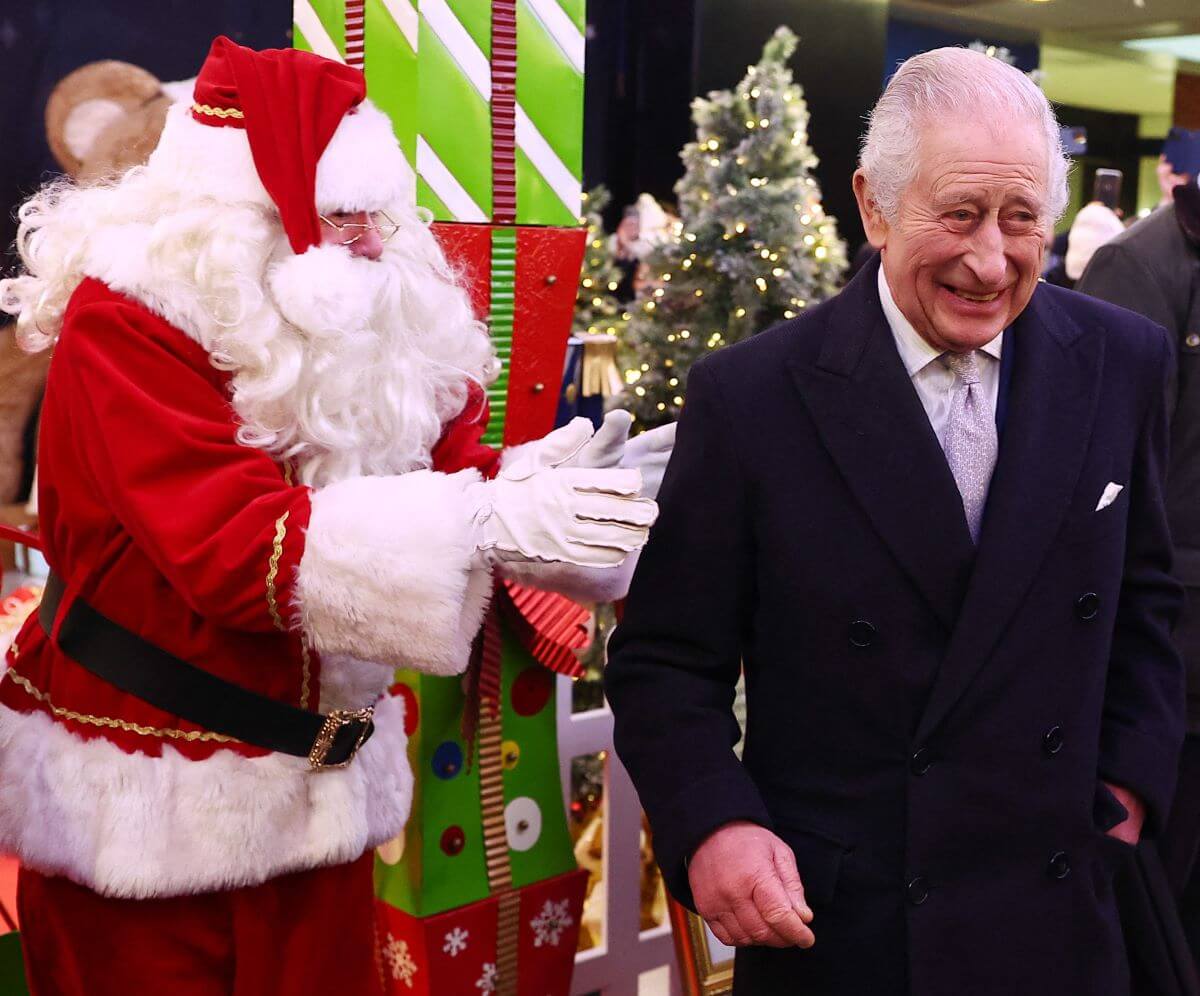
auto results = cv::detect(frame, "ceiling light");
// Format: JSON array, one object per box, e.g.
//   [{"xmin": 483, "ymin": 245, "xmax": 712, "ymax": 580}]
[{"xmin": 1125, "ymin": 35, "xmax": 1200, "ymax": 62}]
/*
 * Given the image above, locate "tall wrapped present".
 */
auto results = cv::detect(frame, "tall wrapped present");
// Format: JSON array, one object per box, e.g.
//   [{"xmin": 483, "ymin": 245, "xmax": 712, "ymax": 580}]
[
  {"xmin": 294, "ymin": 0, "xmax": 584, "ymax": 227},
  {"xmin": 292, "ymin": 4, "xmax": 591, "ymax": 992}
]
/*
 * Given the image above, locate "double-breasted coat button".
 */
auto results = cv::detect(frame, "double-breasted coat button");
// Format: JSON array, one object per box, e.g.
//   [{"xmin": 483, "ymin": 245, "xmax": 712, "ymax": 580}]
[
  {"xmin": 1076, "ymin": 593, "xmax": 1100, "ymax": 620},
  {"xmin": 1042, "ymin": 726, "xmax": 1064, "ymax": 756},
  {"xmin": 910, "ymin": 748, "xmax": 933, "ymax": 776},
  {"xmin": 906, "ymin": 877, "xmax": 930, "ymax": 905},
  {"xmin": 1047, "ymin": 851, "xmax": 1071, "ymax": 879},
  {"xmin": 849, "ymin": 620, "xmax": 877, "ymax": 648}
]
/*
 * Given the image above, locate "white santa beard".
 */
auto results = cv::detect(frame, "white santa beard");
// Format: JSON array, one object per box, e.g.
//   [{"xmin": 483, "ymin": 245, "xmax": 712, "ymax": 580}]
[{"xmin": 219, "ymin": 239, "xmax": 493, "ymax": 489}]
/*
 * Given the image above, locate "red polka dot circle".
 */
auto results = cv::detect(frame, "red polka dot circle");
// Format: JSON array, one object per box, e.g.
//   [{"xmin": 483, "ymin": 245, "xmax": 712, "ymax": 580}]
[
  {"xmin": 511, "ymin": 666, "xmax": 553, "ymax": 717},
  {"xmin": 440, "ymin": 826, "xmax": 466, "ymax": 856},
  {"xmin": 389, "ymin": 683, "xmax": 420, "ymax": 736}
]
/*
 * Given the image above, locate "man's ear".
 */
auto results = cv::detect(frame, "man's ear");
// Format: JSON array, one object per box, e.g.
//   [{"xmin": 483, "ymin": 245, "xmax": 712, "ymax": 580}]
[{"xmin": 853, "ymin": 170, "xmax": 889, "ymax": 250}]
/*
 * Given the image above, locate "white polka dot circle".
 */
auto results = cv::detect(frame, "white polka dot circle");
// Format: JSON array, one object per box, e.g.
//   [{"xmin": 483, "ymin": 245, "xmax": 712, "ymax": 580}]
[{"xmin": 504, "ymin": 796, "xmax": 542, "ymax": 852}]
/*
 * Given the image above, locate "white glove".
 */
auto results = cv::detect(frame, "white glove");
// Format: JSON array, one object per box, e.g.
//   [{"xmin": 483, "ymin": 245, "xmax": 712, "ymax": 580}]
[
  {"xmin": 501, "ymin": 414, "xmax": 630, "ymax": 479},
  {"xmin": 620, "ymin": 421, "xmax": 676, "ymax": 500},
  {"xmin": 468, "ymin": 441, "xmax": 657, "ymax": 568}
]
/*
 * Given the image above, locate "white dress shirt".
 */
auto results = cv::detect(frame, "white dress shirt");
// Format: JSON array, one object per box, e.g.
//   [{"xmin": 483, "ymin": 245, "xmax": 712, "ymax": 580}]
[{"xmin": 877, "ymin": 266, "xmax": 1003, "ymax": 448}]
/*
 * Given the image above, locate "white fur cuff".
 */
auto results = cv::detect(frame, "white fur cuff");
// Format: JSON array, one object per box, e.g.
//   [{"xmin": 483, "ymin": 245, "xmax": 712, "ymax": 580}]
[{"xmin": 296, "ymin": 469, "xmax": 492, "ymax": 676}]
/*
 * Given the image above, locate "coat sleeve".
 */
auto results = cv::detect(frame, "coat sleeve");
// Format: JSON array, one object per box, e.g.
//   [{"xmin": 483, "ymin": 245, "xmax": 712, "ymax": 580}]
[
  {"xmin": 55, "ymin": 299, "xmax": 313, "ymax": 635},
  {"xmin": 604, "ymin": 359, "xmax": 771, "ymax": 909},
  {"xmin": 1099, "ymin": 326, "xmax": 1186, "ymax": 833},
  {"xmin": 1076, "ymin": 243, "xmax": 1180, "ymax": 333},
  {"xmin": 58, "ymin": 299, "xmax": 491, "ymax": 675}
]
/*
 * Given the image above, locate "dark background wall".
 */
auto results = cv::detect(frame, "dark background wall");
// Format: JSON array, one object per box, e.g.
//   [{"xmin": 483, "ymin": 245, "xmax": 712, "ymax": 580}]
[
  {"xmin": 0, "ymin": 0, "xmax": 291, "ymax": 276},
  {"xmin": 1051, "ymin": 103, "xmax": 1145, "ymax": 220},
  {"xmin": 584, "ymin": 0, "xmax": 888, "ymax": 252},
  {"xmin": 883, "ymin": 16, "xmax": 1038, "ymax": 82}
]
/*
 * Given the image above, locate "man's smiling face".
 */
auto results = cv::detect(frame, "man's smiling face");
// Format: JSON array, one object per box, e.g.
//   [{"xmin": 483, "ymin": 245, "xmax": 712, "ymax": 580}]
[{"xmin": 856, "ymin": 117, "xmax": 1050, "ymax": 353}]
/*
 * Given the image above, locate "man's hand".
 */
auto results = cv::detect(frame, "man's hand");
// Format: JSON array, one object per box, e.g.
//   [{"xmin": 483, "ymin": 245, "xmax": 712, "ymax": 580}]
[
  {"xmin": 1104, "ymin": 781, "xmax": 1146, "ymax": 846},
  {"xmin": 687, "ymin": 821, "xmax": 815, "ymax": 949}
]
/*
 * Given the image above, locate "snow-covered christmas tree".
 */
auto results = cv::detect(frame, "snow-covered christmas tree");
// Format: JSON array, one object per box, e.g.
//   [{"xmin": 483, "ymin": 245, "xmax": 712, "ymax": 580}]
[{"xmin": 619, "ymin": 26, "xmax": 847, "ymax": 427}]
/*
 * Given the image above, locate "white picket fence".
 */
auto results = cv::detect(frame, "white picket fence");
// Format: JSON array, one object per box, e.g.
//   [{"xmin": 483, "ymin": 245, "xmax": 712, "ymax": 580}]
[{"xmin": 556, "ymin": 676, "xmax": 682, "ymax": 996}]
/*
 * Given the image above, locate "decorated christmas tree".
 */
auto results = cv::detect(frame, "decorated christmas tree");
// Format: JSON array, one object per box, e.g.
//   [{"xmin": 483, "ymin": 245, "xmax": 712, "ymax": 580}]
[
  {"xmin": 619, "ymin": 26, "xmax": 847, "ymax": 427},
  {"xmin": 575, "ymin": 187, "xmax": 626, "ymax": 337}
]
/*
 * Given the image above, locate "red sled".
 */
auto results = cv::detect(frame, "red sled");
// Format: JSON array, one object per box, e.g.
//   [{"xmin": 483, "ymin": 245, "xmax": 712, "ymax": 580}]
[{"xmin": 375, "ymin": 868, "xmax": 587, "ymax": 995}]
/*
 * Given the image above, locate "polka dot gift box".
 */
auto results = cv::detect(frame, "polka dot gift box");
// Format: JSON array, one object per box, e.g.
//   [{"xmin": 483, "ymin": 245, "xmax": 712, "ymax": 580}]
[{"xmin": 375, "ymin": 585, "xmax": 590, "ymax": 995}]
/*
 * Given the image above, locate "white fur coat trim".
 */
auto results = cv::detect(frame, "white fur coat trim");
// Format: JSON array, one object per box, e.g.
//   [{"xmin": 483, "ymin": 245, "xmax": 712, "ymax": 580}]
[
  {"xmin": 148, "ymin": 99, "xmax": 412, "ymax": 218},
  {"xmin": 0, "ymin": 692, "xmax": 411, "ymax": 899},
  {"xmin": 296, "ymin": 469, "xmax": 494, "ymax": 677}
]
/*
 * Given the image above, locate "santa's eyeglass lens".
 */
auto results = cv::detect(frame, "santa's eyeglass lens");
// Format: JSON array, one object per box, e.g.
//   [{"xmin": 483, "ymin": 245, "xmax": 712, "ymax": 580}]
[{"xmin": 319, "ymin": 211, "xmax": 400, "ymax": 245}]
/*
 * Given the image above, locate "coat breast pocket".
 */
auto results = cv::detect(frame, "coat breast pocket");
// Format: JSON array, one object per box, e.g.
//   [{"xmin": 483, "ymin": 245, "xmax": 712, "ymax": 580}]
[{"xmin": 1058, "ymin": 452, "xmax": 1129, "ymax": 548}]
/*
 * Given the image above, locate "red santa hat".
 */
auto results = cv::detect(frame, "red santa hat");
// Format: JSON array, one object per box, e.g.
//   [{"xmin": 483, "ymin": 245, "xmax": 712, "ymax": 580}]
[{"xmin": 146, "ymin": 36, "xmax": 413, "ymax": 254}]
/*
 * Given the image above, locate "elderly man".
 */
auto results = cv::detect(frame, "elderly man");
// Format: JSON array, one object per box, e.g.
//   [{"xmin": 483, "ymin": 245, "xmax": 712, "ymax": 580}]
[
  {"xmin": 607, "ymin": 47, "xmax": 1184, "ymax": 996},
  {"xmin": 0, "ymin": 38, "xmax": 659, "ymax": 995}
]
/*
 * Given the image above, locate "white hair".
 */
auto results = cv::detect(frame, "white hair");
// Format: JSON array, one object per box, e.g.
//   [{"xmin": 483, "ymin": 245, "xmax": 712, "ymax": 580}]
[
  {"xmin": 859, "ymin": 47, "xmax": 1070, "ymax": 222},
  {"xmin": 1, "ymin": 168, "xmax": 498, "ymax": 489}
]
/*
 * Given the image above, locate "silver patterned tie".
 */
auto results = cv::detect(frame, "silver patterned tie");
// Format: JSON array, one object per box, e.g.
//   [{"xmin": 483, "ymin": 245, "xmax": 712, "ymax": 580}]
[{"xmin": 940, "ymin": 351, "xmax": 998, "ymax": 543}]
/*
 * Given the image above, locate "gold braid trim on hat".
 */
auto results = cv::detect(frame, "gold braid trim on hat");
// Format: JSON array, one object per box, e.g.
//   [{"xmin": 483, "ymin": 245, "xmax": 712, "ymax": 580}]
[{"xmin": 192, "ymin": 101, "xmax": 244, "ymax": 120}]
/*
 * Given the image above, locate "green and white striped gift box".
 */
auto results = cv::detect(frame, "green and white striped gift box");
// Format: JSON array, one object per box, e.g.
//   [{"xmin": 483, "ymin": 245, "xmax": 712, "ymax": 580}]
[{"xmin": 294, "ymin": 0, "xmax": 584, "ymax": 227}]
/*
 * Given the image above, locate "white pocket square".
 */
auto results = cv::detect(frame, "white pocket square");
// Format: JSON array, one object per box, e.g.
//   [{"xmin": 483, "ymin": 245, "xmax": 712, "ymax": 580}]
[{"xmin": 1096, "ymin": 482, "xmax": 1124, "ymax": 512}]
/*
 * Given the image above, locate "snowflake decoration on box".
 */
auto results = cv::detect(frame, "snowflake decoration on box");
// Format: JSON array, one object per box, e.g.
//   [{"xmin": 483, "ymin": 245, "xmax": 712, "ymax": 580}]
[
  {"xmin": 443, "ymin": 926, "xmax": 470, "ymax": 958},
  {"xmin": 476, "ymin": 961, "xmax": 498, "ymax": 992},
  {"xmin": 530, "ymin": 897, "xmax": 574, "ymax": 948},
  {"xmin": 382, "ymin": 933, "xmax": 419, "ymax": 989}
]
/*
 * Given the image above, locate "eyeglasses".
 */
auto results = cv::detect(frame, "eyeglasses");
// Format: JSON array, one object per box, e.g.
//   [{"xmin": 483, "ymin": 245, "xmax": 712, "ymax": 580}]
[{"xmin": 318, "ymin": 210, "xmax": 400, "ymax": 246}]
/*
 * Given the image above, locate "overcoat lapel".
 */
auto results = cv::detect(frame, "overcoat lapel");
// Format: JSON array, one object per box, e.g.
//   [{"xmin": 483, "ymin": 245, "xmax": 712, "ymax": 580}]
[
  {"xmin": 914, "ymin": 287, "xmax": 1104, "ymax": 743},
  {"xmin": 788, "ymin": 259, "xmax": 975, "ymax": 632}
]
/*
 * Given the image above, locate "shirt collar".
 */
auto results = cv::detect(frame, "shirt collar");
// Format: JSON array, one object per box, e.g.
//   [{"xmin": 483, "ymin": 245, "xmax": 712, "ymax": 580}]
[{"xmin": 877, "ymin": 264, "xmax": 1003, "ymax": 378}]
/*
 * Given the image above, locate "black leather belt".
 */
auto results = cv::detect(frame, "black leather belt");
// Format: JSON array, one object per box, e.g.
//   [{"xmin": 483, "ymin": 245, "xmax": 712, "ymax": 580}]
[{"xmin": 38, "ymin": 573, "xmax": 374, "ymax": 768}]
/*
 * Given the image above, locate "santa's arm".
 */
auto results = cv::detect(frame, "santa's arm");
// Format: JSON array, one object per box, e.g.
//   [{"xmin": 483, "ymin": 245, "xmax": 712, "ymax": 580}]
[
  {"xmin": 296, "ymin": 471, "xmax": 492, "ymax": 675},
  {"xmin": 61, "ymin": 300, "xmax": 490, "ymax": 674}
]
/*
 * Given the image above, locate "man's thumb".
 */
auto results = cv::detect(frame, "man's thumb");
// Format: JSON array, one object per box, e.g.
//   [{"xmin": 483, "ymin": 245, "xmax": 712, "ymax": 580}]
[{"xmin": 773, "ymin": 841, "xmax": 812, "ymax": 922}]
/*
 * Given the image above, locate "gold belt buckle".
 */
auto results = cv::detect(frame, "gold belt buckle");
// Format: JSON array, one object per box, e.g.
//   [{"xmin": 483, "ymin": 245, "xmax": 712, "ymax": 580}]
[{"xmin": 308, "ymin": 706, "xmax": 374, "ymax": 770}]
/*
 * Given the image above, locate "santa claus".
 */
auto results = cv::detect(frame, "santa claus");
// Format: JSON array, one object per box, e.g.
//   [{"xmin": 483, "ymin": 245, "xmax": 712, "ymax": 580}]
[{"xmin": 0, "ymin": 37, "xmax": 668, "ymax": 994}]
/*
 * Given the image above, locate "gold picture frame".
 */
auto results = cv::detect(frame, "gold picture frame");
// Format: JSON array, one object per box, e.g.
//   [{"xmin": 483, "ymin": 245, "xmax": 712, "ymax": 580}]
[{"xmin": 668, "ymin": 896, "xmax": 735, "ymax": 995}]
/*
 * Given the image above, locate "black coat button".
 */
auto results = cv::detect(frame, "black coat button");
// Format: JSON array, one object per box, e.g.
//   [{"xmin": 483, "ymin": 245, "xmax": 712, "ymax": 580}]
[
  {"xmin": 907, "ymin": 877, "xmax": 930, "ymax": 905},
  {"xmin": 1048, "ymin": 851, "xmax": 1071, "ymax": 879},
  {"xmin": 1042, "ymin": 726, "xmax": 1064, "ymax": 756},
  {"xmin": 1076, "ymin": 593, "xmax": 1100, "ymax": 620},
  {"xmin": 910, "ymin": 748, "xmax": 933, "ymax": 776},
  {"xmin": 849, "ymin": 620, "xmax": 877, "ymax": 648}
]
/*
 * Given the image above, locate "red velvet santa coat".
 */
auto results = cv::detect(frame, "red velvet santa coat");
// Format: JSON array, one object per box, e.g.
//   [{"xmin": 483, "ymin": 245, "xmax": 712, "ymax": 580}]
[{"xmin": 0, "ymin": 277, "xmax": 501, "ymax": 899}]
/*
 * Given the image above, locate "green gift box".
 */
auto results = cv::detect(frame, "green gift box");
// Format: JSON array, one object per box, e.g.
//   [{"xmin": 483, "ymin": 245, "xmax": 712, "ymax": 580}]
[
  {"xmin": 375, "ymin": 588, "xmax": 588, "ymax": 917},
  {"xmin": 294, "ymin": 0, "xmax": 584, "ymax": 226},
  {"xmin": 0, "ymin": 933, "xmax": 28, "ymax": 995}
]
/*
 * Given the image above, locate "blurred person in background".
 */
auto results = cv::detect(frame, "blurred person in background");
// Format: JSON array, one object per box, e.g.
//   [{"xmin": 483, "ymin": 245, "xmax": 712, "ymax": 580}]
[{"xmin": 1077, "ymin": 125, "xmax": 1200, "ymax": 984}]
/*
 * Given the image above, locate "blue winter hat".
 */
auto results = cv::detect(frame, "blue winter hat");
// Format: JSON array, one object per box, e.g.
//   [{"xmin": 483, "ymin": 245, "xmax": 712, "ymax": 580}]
[{"xmin": 1163, "ymin": 127, "xmax": 1200, "ymax": 179}]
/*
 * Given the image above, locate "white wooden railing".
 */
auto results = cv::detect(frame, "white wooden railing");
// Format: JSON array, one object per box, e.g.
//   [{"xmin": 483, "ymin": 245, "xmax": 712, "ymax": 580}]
[{"xmin": 557, "ymin": 677, "xmax": 682, "ymax": 996}]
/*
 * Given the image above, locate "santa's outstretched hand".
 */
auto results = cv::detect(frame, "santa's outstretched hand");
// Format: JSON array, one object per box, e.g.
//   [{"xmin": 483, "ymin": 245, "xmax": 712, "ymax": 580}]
[
  {"xmin": 468, "ymin": 422, "xmax": 657, "ymax": 569},
  {"xmin": 494, "ymin": 414, "xmax": 677, "ymax": 602}
]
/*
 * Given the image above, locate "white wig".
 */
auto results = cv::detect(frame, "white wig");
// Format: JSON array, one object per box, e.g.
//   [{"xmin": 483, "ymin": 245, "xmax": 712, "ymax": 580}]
[
  {"xmin": 0, "ymin": 161, "xmax": 498, "ymax": 489},
  {"xmin": 859, "ymin": 47, "xmax": 1070, "ymax": 222}
]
